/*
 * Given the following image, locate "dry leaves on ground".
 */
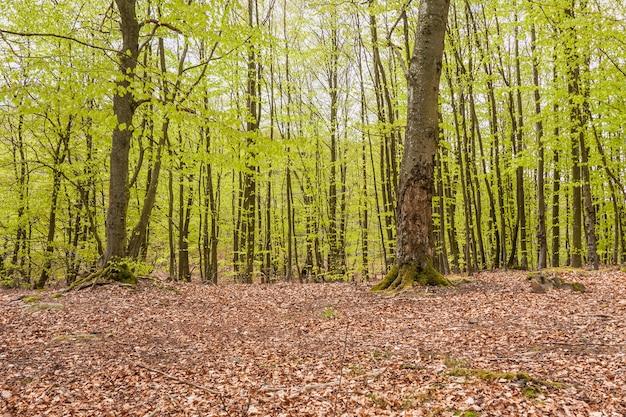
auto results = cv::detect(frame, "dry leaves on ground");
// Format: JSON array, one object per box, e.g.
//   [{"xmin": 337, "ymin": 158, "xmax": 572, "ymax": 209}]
[{"xmin": 1, "ymin": 269, "xmax": 625, "ymax": 416}]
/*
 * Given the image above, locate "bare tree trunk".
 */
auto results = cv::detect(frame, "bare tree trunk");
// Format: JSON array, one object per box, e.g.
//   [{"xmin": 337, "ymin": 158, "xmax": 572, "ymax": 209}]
[
  {"xmin": 35, "ymin": 128, "xmax": 69, "ymax": 289},
  {"xmin": 513, "ymin": 16, "xmax": 528, "ymax": 270},
  {"xmin": 237, "ymin": 0, "xmax": 261, "ymax": 283},
  {"xmin": 531, "ymin": 26, "xmax": 548, "ymax": 270},
  {"xmin": 551, "ymin": 62, "xmax": 562, "ymax": 267},
  {"xmin": 372, "ymin": 0, "xmax": 451, "ymax": 292},
  {"xmin": 565, "ymin": 6, "xmax": 583, "ymax": 268},
  {"xmin": 105, "ymin": 0, "xmax": 139, "ymax": 264}
]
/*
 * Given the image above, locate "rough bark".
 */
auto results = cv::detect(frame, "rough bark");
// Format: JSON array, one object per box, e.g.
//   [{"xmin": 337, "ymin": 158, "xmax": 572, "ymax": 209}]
[{"xmin": 372, "ymin": 0, "xmax": 451, "ymax": 292}]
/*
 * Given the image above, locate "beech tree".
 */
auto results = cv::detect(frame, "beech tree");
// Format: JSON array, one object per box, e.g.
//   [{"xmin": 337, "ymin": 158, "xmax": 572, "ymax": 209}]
[
  {"xmin": 2, "ymin": 0, "xmax": 626, "ymax": 288},
  {"xmin": 372, "ymin": 0, "xmax": 451, "ymax": 292}
]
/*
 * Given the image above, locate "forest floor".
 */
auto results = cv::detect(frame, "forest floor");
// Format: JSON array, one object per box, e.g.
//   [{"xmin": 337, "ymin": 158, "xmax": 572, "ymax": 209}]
[{"xmin": 1, "ymin": 269, "xmax": 625, "ymax": 417}]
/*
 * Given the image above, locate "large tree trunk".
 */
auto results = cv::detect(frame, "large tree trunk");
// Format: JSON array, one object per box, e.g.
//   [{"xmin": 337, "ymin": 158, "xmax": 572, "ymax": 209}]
[
  {"xmin": 105, "ymin": 0, "xmax": 139, "ymax": 263},
  {"xmin": 372, "ymin": 0, "xmax": 451, "ymax": 292}
]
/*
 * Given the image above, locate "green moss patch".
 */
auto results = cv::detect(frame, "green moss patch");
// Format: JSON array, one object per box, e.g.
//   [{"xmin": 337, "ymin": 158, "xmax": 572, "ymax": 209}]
[
  {"xmin": 52, "ymin": 333, "xmax": 102, "ymax": 343},
  {"xmin": 23, "ymin": 302, "xmax": 64, "ymax": 313},
  {"xmin": 371, "ymin": 262, "xmax": 450, "ymax": 294},
  {"xmin": 447, "ymin": 367, "xmax": 565, "ymax": 399}
]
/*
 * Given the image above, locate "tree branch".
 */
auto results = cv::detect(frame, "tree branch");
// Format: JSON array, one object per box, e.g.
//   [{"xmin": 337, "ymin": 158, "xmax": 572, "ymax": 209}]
[{"xmin": 0, "ymin": 29, "xmax": 117, "ymax": 53}]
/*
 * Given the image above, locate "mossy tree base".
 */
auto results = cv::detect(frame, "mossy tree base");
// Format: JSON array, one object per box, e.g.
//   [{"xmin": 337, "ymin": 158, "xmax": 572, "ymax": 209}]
[
  {"xmin": 371, "ymin": 262, "xmax": 451, "ymax": 293},
  {"xmin": 68, "ymin": 262, "xmax": 137, "ymax": 291}
]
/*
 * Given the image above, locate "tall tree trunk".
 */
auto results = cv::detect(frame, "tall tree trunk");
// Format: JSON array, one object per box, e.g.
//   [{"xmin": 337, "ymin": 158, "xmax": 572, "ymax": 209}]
[
  {"xmin": 565, "ymin": 6, "xmax": 583, "ymax": 268},
  {"xmin": 369, "ymin": 7, "xmax": 396, "ymax": 263},
  {"xmin": 238, "ymin": 0, "xmax": 261, "ymax": 283},
  {"xmin": 9, "ymin": 114, "xmax": 30, "ymax": 285},
  {"xmin": 200, "ymin": 122, "xmax": 219, "ymax": 284},
  {"xmin": 372, "ymin": 0, "xmax": 451, "ymax": 292},
  {"xmin": 531, "ymin": 26, "xmax": 548, "ymax": 270},
  {"xmin": 579, "ymin": 62, "xmax": 599, "ymax": 270},
  {"xmin": 551, "ymin": 62, "xmax": 562, "ymax": 267},
  {"xmin": 435, "ymin": 150, "xmax": 450, "ymax": 275},
  {"xmin": 105, "ymin": 0, "xmax": 140, "ymax": 264},
  {"xmin": 513, "ymin": 17, "xmax": 528, "ymax": 269},
  {"xmin": 442, "ymin": 154, "xmax": 460, "ymax": 273}
]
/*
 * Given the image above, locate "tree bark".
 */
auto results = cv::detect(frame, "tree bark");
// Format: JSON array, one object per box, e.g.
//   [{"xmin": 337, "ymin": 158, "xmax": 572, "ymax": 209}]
[
  {"xmin": 105, "ymin": 0, "xmax": 139, "ymax": 263},
  {"xmin": 531, "ymin": 26, "xmax": 548, "ymax": 270},
  {"xmin": 372, "ymin": 0, "xmax": 451, "ymax": 292}
]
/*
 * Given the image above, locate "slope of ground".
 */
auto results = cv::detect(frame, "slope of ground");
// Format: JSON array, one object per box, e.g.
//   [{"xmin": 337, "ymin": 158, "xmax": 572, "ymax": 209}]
[{"xmin": 1, "ymin": 269, "xmax": 625, "ymax": 416}]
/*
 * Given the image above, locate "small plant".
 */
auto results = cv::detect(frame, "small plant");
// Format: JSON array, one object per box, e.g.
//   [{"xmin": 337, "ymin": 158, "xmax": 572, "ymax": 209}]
[
  {"xmin": 366, "ymin": 393, "xmax": 388, "ymax": 407},
  {"xmin": 371, "ymin": 349, "xmax": 390, "ymax": 360},
  {"xmin": 320, "ymin": 306, "xmax": 338, "ymax": 319},
  {"xmin": 522, "ymin": 385, "xmax": 542, "ymax": 399},
  {"xmin": 444, "ymin": 356, "xmax": 471, "ymax": 369},
  {"xmin": 452, "ymin": 411, "xmax": 482, "ymax": 417}
]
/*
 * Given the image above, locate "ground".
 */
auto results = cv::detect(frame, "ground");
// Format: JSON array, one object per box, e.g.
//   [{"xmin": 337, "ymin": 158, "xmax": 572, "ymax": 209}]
[{"xmin": 1, "ymin": 269, "xmax": 625, "ymax": 416}]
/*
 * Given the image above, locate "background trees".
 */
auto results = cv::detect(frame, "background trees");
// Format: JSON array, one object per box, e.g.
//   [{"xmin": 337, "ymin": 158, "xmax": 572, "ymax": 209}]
[{"xmin": 1, "ymin": 0, "xmax": 625, "ymax": 287}]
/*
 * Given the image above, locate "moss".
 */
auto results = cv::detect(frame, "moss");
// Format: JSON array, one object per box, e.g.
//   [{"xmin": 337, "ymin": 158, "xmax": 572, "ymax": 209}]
[
  {"xmin": 51, "ymin": 293, "xmax": 64, "ymax": 299},
  {"xmin": 371, "ymin": 265, "xmax": 399, "ymax": 292},
  {"xmin": 522, "ymin": 385, "xmax": 542, "ymax": 399},
  {"xmin": 448, "ymin": 367, "xmax": 565, "ymax": 389},
  {"xmin": 416, "ymin": 263, "xmax": 451, "ymax": 286},
  {"xmin": 444, "ymin": 356, "xmax": 471, "ymax": 369},
  {"xmin": 371, "ymin": 262, "xmax": 450, "ymax": 293},
  {"xmin": 52, "ymin": 333, "xmax": 101, "ymax": 342},
  {"xmin": 371, "ymin": 350, "xmax": 390, "ymax": 360},
  {"xmin": 22, "ymin": 296, "xmax": 41, "ymax": 303},
  {"xmin": 366, "ymin": 393, "xmax": 388, "ymax": 407},
  {"xmin": 70, "ymin": 261, "xmax": 138, "ymax": 290},
  {"xmin": 105, "ymin": 263, "xmax": 137, "ymax": 284},
  {"xmin": 453, "ymin": 412, "xmax": 482, "ymax": 417},
  {"xmin": 23, "ymin": 302, "xmax": 64, "ymax": 313},
  {"xmin": 569, "ymin": 282, "xmax": 586, "ymax": 293},
  {"xmin": 448, "ymin": 275, "xmax": 472, "ymax": 284}
]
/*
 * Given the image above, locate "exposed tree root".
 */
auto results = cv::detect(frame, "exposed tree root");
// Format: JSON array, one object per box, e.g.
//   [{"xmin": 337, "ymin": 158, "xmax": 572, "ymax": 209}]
[
  {"xmin": 371, "ymin": 262, "xmax": 450, "ymax": 294},
  {"xmin": 67, "ymin": 263, "xmax": 138, "ymax": 291}
]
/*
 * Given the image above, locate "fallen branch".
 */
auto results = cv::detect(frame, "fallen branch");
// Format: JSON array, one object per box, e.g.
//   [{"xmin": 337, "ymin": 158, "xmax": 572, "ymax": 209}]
[
  {"xmin": 258, "ymin": 368, "xmax": 386, "ymax": 394},
  {"xmin": 135, "ymin": 363, "xmax": 222, "ymax": 395},
  {"xmin": 539, "ymin": 341, "xmax": 625, "ymax": 347},
  {"xmin": 575, "ymin": 314, "xmax": 614, "ymax": 319}
]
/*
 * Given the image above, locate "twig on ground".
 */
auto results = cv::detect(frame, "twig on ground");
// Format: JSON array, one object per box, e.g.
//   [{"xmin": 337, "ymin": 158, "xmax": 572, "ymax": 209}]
[
  {"xmin": 539, "ymin": 341, "xmax": 625, "ymax": 347},
  {"xmin": 575, "ymin": 314, "xmax": 614, "ymax": 319},
  {"xmin": 136, "ymin": 362, "xmax": 222, "ymax": 395},
  {"xmin": 259, "ymin": 368, "xmax": 386, "ymax": 395},
  {"xmin": 333, "ymin": 320, "xmax": 350, "ymax": 417}
]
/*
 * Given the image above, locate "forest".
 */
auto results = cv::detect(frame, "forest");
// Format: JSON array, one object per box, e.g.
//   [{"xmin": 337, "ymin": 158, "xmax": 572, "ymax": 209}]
[
  {"xmin": 2, "ymin": 1, "xmax": 626, "ymax": 415},
  {"xmin": 0, "ymin": 0, "xmax": 625, "ymax": 288}
]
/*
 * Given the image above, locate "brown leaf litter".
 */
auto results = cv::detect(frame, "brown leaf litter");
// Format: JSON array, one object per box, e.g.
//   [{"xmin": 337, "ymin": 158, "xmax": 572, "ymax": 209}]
[{"xmin": 1, "ymin": 269, "xmax": 625, "ymax": 416}]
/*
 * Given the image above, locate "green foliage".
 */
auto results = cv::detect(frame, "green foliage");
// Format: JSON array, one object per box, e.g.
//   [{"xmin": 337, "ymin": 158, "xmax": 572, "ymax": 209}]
[
  {"xmin": 371, "ymin": 350, "xmax": 390, "ymax": 361},
  {"xmin": 320, "ymin": 306, "xmax": 338, "ymax": 320},
  {"xmin": 366, "ymin": 392, "xmax": 388, "ymax": 407},
  {"xmin": 1, "ymin": 0, "xmax": 625, "ymax": 285}
]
